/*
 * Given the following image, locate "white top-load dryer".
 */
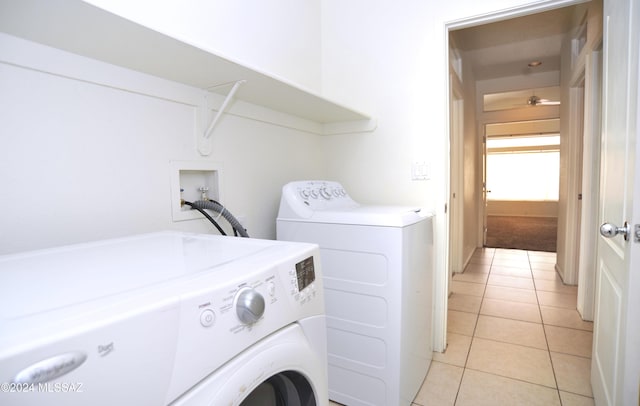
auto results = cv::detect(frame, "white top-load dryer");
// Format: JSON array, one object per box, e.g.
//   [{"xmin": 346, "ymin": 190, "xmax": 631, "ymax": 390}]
[
  {"xmin": 0, "ymin": 231, "xmax": 328, "ymax": 406},
  {"xmin": 277, "ymin": 180, "xmax": 434, "ymax": 406}
]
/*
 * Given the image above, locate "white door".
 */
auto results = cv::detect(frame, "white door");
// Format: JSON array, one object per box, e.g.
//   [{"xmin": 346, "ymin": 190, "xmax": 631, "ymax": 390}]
[{"xmin": 591, "ymin": 0, "xmax": 640, "ymax": 404}]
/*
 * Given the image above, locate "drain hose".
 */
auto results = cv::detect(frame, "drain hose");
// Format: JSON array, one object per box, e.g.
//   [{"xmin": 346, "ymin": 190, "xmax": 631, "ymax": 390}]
[{"xmin": 192, "ymin": 200, "xmax": 249, "ymax": 238}]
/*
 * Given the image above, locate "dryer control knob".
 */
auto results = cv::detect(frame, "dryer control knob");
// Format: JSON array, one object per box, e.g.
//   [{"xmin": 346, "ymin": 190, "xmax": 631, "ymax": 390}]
[{"xmin": 235, "ymin": 287, "xmax": 265, "ymax": 325}]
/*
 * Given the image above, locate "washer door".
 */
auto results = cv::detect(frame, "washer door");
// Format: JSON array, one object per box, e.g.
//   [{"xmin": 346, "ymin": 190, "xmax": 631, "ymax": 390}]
[
  {"xmin": 241, "ymin": 371, "xmax": 316, "ymax": 406},
  {"xmin": 169, "ymin": 321, "xmax": 327, "ymax": 406}
]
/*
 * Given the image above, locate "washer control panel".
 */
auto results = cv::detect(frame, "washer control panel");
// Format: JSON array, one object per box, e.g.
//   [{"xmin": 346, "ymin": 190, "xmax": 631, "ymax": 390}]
[
  {"xmin": 193, "ymin": 255, "xmax": 318, "ymax": 332},
  {"xmin": 289, "ymin": 255, "xmax": 319, "ymax": 305},
  {"xmin": 167, "ymin": 249, "xmax": 323, "ymax": 403}
]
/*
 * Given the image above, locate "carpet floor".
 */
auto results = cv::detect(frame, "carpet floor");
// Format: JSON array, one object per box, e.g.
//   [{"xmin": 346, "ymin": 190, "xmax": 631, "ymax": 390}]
[{"xmin": 485, "ymin": 215, "xmax": 557, "ymax": 252}]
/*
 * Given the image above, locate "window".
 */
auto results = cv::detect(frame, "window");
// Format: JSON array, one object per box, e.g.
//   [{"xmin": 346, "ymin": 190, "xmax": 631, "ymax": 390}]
[{"xmin": 486, "ymin": 134, "xmax": 560, "ymax": 201}]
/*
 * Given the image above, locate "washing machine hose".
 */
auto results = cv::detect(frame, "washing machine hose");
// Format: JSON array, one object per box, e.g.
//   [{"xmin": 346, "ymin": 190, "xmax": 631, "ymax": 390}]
[
  {"xmin": 182, "ymin": 200, "xmax": 227, "ymax": 236},
  {"xmin": 191, "ymin": 200, "xmax": 250, "ymax": 238}
]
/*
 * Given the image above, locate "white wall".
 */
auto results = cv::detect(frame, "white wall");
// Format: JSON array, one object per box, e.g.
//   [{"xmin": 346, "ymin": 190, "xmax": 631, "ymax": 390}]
[
  {"xmin": 320, "ymin": 0, "xmax": 443, "ymax": 208},
  {"xmin": 0, "ymin": 34, "xmax": 325, "ymax": 254}
]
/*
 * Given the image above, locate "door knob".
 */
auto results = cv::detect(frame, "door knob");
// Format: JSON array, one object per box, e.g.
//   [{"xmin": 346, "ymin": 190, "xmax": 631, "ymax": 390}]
[{"xmin": 599, "ymin": 222, "xmax": 630, "ymax": 241}]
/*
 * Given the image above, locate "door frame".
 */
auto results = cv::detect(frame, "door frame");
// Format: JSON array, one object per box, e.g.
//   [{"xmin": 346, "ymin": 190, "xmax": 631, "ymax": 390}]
[
  {"xmin": 449, "ymin": 56, "xmax": 465, "ymax": 276},
  {"xmin": 561, "ymin": 3, "xmax": 603, "ymax": 317},
  {"xmin": 577, "ymin": 43, "xmax": 603, "ymax": 321}
]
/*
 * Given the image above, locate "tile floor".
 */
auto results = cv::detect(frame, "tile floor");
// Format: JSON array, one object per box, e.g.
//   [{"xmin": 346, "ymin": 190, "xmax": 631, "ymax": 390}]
[{"xmin": 330, "ymin": 248, "xmax": 595, "ymax": 406}]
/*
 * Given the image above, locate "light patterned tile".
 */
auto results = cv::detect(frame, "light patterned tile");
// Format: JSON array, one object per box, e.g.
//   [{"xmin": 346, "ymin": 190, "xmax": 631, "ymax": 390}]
[
  {"xmin": 475, "ymin": 315, "xmax": 547, "ymax": 349},
  {"xmin": 464, "ymin": 263, "xmax": 492, "ymax": 273},
  {"xmin": 534, "ymin": 279, "xmax": 578, "ymax": 294},
  {"xmin": 466, "ymin": 337, "xmax": 556, "ymax": 388},
  {"xmin": 495, "ymin": 248, "xmax": 529, "ymax": 258},
  {"xmin": 537, "ymin": 291, "xmax": 577, "ymax": 309},
  {"xmin": 432, "ymin": 248, "xmax": 597, "ymax": 406},
  {"xmin": 488, "ymin": 274, "xmax": 535, "ymax": 290},
  {"xmin": 545, "ymin": 325, "xmax": 593, "ymax": 358},
  {"xmin": 433, "ymin": 332, "xmax": 472, "ymax": 367},
  {"xmin": 533, "ymin": 270, "xmax": 561, "ymax": 281},
  {"xmin": 484, "ymin": 285, "xmax": 538, "ymax": 304},
  {"xmin": 559, "ymin": 391, "xmax": 595, "ymax": 406},
  {"xmin": 413, "ymin": 361, "xmax": 463, "ymax": 406},
  {"xmin": 447, "ymin": 310, "xmax": 478, "ymax": 336},
  {"xmin": 469, "ymin": 256, "xmax": 493, "ymax": 266},
  {"xmin": 551, "ymin": 352, "xmax": 593, "ymax": 397},
  {"xmin": 528, "ymin": 252, "xmax": 557, "ymax": 263},
  {"xmin": 480, "ymin": 297, "xmax": 541, "ymax": 323},
  {"xmin": 540, "ymin": 306, "xmax": 593, "ymax": 331},
  {"xmin": 530, "ymin": 261, "xmax": 557, "ymax": 271},
  {"xmin": 491, "ymin": 258, "xmax": 531, "ymax": 269},
  {"xmin": 451, "ymin": 280, "xmax": 486, "ymax": 297},
  {"xmin": 456, "ymin": 369, "xmax": 560, "ymax": 406},
  {"xmin": 490, "ymin": 266, "xmax": 533, "ymax": 278},
  {"xmin": 449, "ymin": 293, "xmax": 483, "ymax": 314},
  {"xmin": 453, "ymin": 271, "xmax": 489, "ymax": 284}
]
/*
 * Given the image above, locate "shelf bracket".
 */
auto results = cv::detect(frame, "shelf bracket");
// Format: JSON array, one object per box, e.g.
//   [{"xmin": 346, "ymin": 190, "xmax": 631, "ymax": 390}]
[{"xmin": 203, "ymin": 80, "xmax": 246, "ymax": 139}]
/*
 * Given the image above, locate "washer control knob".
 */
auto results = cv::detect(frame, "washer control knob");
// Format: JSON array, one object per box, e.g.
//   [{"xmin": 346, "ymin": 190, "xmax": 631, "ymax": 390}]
[
  {"xmin": 319, "ymin": 187, "xmax": 332, "ymax": 200},
  {"xmin": 235, "ymin": 287, "xmax": 265, "ymax": 324}
]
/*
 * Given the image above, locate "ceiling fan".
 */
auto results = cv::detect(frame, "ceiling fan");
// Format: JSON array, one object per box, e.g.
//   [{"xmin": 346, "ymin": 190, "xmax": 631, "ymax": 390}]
[{"xmin": 483, "ymin": 87, "xmax": 561, "ymax": 111}]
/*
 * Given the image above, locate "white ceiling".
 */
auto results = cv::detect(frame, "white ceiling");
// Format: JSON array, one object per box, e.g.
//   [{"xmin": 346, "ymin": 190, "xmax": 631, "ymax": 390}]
[{"xmin": 451, "ymin": 4, "xmax": 589, "ymax": 80}]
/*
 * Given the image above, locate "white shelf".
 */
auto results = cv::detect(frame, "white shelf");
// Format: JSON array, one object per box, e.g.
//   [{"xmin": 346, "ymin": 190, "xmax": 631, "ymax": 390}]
[{"xmin": 0, "ymin": 0, "xmax": 371, "ymax": 125}]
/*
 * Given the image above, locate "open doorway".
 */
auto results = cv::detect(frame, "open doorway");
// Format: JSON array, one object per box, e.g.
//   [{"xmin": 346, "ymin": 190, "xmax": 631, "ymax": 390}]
[{"xmin": 484, "ymin": 119, "xmax": 561, "ymax": 252}]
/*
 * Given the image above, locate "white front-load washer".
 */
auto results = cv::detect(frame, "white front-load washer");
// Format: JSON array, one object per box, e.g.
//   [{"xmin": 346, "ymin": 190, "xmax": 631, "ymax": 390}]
[
  {"xmin": 276, "ymin": 181, "xmax": 434, "ymax": 406},
  {"xmin": 0, "ymin": 231, "xmax": 327, "ymax": 406}
]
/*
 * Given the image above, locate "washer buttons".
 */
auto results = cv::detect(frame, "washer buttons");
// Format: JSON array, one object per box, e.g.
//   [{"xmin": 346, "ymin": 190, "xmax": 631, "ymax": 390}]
[{"xmin": 200, "ymin": 309, "xmax": 216, "ymax": 327}]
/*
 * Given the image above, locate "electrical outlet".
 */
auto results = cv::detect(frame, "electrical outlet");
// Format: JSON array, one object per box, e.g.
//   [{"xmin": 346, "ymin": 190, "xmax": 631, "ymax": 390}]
[{"xmin": 170, "ymin": 161, "xmax": 222, "ymax": 222}]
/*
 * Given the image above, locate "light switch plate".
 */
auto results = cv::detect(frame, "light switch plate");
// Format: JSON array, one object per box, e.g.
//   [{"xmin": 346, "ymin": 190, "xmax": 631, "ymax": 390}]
[{"xmin": 411, "ymin": 161, "xmax": 430, "ymax": 180}]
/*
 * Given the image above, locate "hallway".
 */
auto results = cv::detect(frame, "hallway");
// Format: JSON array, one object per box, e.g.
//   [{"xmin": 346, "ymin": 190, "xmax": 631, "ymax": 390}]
[{"xmin": 413, "ymin": 248, "xmax": 594, "ymax": 405}]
